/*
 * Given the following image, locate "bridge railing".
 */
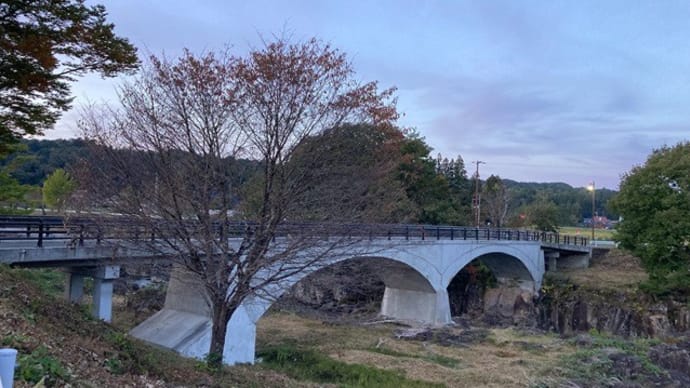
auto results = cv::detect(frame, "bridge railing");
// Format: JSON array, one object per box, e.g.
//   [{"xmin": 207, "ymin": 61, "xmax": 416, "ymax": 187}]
[{"xmin": 0, "ymin": 216, "xmax": 589, "ymax": 248}]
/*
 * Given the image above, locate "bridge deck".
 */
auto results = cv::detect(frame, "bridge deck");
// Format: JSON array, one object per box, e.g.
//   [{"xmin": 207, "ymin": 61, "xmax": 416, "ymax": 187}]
[{"xmin": 0, "ymin": 216, "xmax": 590, "ymax": 266}]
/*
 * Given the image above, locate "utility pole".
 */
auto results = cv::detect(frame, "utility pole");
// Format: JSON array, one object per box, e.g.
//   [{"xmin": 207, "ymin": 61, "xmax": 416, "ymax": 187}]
[{"xmin": 472, "ymin": 161, "xmax": 485, "ymax": 227}]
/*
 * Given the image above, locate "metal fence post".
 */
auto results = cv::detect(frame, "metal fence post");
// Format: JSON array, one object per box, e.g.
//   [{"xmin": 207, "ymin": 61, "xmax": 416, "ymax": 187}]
[{"xmin": 37, "ymin": 222, "xmax": 44, "ymax": 247}]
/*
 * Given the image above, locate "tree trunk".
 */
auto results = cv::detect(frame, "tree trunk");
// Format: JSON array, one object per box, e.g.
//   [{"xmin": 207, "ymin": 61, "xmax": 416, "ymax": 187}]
[{"xmin": 208, "ymin": 301, "xmax": 233, "ymax": 369}]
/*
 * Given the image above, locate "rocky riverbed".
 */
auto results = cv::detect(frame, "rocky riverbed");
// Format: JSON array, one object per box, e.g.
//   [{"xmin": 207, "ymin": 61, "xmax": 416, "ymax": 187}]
[
  {"xmin": 266, "ymin": 248, "xmax": 690, "ymax": 385},
  {"xmin": 112, "ymin": 248, "xmax": 690, "ymax": 386}
]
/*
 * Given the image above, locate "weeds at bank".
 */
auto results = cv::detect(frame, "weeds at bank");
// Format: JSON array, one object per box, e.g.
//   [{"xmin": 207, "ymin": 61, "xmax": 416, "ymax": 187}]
[
  {"xmin": 1, "ymin": 333, "xmax": 70, "ymax": 386},
  {"xmin": 545, "ymin": 249, "xmax": 647, "ymax": 291},
  {"xmin": 257, "ymin": 313, "xmax": 580, "ymax": 387},
  {"xmin": 10, "ymin": 267, "xmax": 65, "ymax": 296},
  {"xmin": 528, "ymin": 331, "xmax": 667, "ymax": 387},
  {"xmin": 368, "ymin": 346, "xmax": 460, "ymax": 368},
  {"xmin": 259, "ymin": 343, "xmax": 443, "ymax": 388}
]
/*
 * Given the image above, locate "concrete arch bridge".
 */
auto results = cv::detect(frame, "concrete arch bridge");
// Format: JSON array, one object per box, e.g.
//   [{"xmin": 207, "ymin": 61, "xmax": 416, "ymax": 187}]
[{"xmin": 0, "ymin": 217, "xmax": 590, "ymax": 364}]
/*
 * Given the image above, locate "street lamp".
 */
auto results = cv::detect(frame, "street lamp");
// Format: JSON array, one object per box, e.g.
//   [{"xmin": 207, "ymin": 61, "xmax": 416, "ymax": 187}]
[{"xmin": 586, "ymin": 182, "xmax": 595, "ymax": 244}]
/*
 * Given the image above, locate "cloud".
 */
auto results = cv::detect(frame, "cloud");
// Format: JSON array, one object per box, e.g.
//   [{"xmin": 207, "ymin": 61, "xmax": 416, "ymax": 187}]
[{"xmin": 45, "ymin": 0, "xmax": 690, "ymax": 189}]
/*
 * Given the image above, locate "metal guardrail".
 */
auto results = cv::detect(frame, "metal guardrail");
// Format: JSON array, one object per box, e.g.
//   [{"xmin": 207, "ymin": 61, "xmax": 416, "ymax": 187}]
[{"xmin": 0, "ymin": 216, "xmax": 590, "ymax": 248}]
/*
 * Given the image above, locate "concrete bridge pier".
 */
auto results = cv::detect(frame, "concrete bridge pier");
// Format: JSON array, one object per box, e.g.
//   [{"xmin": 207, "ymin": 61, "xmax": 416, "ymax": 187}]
[
  {"xmin": 378, "ymin": 260, "xmax": 451, "ymax": 325},
  {"xmin": 65, "ymin": 265, "xmax": 120, "ymax": 322},
  {"xmin": 381, "ymin": 287, "xmax": 451, "ymax": 324}
]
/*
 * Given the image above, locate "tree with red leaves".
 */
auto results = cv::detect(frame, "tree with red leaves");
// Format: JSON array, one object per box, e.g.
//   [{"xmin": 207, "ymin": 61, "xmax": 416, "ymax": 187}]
[{"xmin": 79, "ymin": 37, "xmax": 398, "ymax": 366}]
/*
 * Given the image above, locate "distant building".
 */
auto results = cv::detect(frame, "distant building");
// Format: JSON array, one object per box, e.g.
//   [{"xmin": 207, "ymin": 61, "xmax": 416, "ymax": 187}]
[{"xmin": 583, "ymin": 216, "xmax": 614, "ymax": 229}]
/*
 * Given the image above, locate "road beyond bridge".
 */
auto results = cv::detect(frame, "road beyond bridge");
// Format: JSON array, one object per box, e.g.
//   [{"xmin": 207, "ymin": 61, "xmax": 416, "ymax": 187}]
[{"xmin": 0, "ymin": 216, "xmax": 591, "ymax": 364}]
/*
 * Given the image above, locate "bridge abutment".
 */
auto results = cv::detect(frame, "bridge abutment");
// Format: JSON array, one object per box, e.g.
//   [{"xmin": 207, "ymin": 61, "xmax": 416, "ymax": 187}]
[
  {"xmin": 545, "ymin": 252, "xmax": 559, "ymax": 271},
  {"xmin": 555, "ymin": 253, "xmax": 590, "ymax": 269}
]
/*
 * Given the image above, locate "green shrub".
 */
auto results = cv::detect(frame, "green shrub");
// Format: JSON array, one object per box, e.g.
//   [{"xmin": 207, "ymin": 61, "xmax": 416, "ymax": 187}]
[
  {"xmin": 105, "ymin": 356, "xmax": 124, "ymax": 375},
  {"xmin": 17, "ymin": 346, "xmax": 70, "ymax": 385},
  {"xmin": 13, "ymin": 268, "xmax": 65, "ymax": 296}
]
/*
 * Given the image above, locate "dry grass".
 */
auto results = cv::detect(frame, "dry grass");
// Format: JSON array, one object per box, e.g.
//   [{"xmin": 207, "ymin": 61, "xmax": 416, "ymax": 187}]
[
  {"xmin": 257, "ymin": 312, "xmax": 578, "ymax": 387},
  {"xmin": 552, "ymin": 249, "xmax": 647, "ymax": 290}
]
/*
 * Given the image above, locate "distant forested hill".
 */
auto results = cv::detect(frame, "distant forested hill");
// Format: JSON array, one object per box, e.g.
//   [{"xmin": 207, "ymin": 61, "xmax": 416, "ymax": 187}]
[
  {"xmin": 1, "ymin": 139, "xmax": 618, "ymax": 226},
  {"xmin": 0, "ymin": 139, "xmax": 89, "ymax": 186},
  {"xmin": 503, "ymin": 179, "xmax": 619, "ymax": 224}
]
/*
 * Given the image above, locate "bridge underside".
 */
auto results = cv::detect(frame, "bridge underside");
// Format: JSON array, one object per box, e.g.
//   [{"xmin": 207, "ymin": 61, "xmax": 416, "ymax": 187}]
[
  {"xmin": 376, "ymin": 258, "xmax": 450, "ymax": 324},
  {"xmin": 130, "ymin": 257, "xmax": 452, "ymax": 364},
  {"xmin": 130, "ymin": 241, "xmax": 546, "ymax": 365}
]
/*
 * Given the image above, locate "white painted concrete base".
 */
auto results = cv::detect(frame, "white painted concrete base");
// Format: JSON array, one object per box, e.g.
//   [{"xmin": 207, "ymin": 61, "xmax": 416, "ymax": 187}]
[
  {"xmin": 128, "ymin": 305, "xmax": 259, "ymax": 364},
  {"xmin": 223, "ymin": 305, "xmax": 257, "ymax": 364},
  {"xmin": 0, "ymin": 348, "xmax": 17, "ymax": 388}
]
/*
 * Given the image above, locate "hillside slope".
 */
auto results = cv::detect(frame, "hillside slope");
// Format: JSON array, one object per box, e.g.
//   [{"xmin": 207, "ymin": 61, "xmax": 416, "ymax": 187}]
[{"xmin": 0, "ymin": 266, "xmax": 305, "ymax": 387}]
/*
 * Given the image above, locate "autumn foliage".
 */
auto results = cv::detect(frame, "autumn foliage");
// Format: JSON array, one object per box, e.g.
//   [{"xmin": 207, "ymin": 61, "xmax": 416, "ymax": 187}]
[
  {"xmin": 79, "ymin": 37, "xmax": 398, "ymax": 365},
  {"xmin": 0, "ymin": 0, "xmax": 138, "ymax": 148}
]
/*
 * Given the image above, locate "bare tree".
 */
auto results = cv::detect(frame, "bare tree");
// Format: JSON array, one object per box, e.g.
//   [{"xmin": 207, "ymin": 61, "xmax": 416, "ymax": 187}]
[
  {"xmin": 78, "ymin": 38, "xmax": 398, "ymax": 366},
  {"xmin": 483, "ymin": 174, "xmax": 510, "ymax": 227},
  {"xmin": 279, "ymin": 123, "xmax": 415, "ymax": 223}
]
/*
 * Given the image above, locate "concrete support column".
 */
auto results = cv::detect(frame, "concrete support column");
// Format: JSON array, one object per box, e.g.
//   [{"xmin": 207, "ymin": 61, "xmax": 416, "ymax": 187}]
[
  {"xmin": 380, "ymin": 287, "xmax": 451, "ymax": 325},
  {"xmin": 65, "ymin": 272, "xmax": 85, "ymax": 303},
  {"xmin": 64, "ymin": 265, "xmax": 120, "ymax": 322},
  {"xmin": 91, "ymin": 265, "xmax": 120, "ymax": 322},
  {"xmin": 93, "ymin": 278, "xmax": 114, "ymax": 322},
  {"xmin": 433, "ymin": 288, "xmax": 452, "ymax": 324}
]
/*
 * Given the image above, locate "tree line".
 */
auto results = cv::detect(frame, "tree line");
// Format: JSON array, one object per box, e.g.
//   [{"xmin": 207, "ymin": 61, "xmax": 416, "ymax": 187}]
[{"xmin": 1, "ymin": 137, "xmax": 617, "ymax": 227}]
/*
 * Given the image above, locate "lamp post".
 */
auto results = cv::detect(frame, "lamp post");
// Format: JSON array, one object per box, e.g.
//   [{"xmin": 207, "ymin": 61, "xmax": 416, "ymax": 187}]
[{"xmin": 586, "ymin": 182, "xmax": 595, "ymax": 244}]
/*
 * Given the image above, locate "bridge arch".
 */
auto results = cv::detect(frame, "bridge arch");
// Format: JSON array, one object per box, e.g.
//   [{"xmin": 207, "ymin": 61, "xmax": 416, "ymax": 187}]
[
  {"xmin": 441, "ymin": 243, "xmax": 543, "ymax": 291},
  {"xmin": 131, "ymin": 240, "xmax": 545, "ymax": 365},
  {"xmin": 223, "ymin": 254, "xmax": 446, "ymax": 364},
  {"xmin": 240, "ymin": 254, "xmax": 438, "ymax": 325}
]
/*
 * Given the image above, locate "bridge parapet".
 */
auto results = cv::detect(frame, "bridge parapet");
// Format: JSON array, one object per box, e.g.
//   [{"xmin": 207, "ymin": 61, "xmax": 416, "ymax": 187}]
[{"xmin": 0, "ymin": 216, "xmax": 590, "ymax": 251}]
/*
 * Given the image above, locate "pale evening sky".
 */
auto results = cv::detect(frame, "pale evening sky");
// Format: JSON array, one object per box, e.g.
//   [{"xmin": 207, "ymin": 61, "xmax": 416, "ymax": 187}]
[{"xmin": 51, "ymin": 1, "xmax": 690, "ymax": 189}]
